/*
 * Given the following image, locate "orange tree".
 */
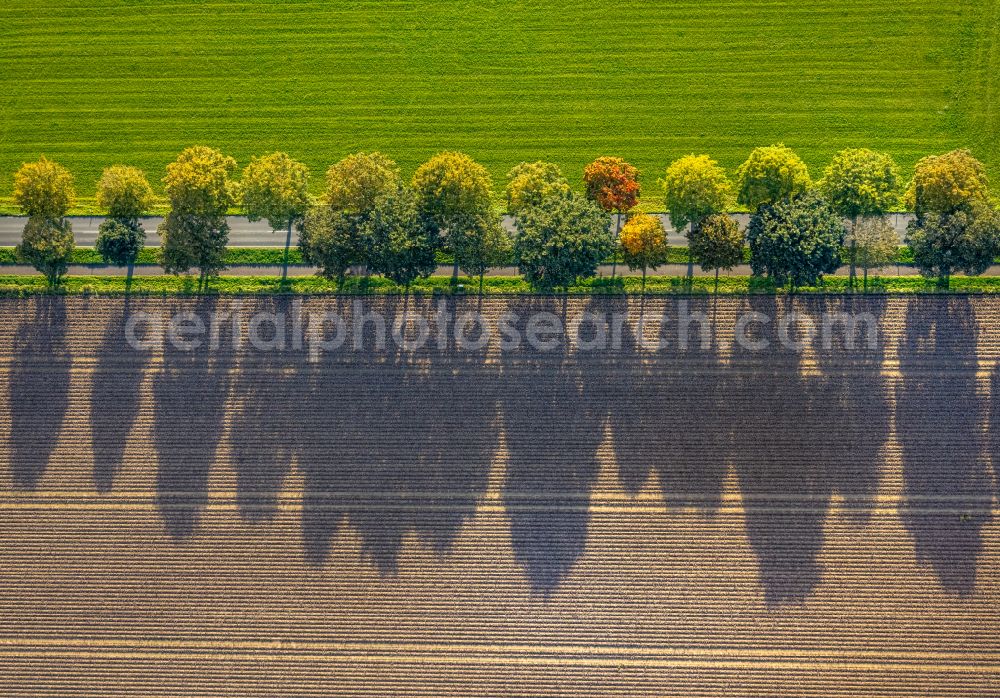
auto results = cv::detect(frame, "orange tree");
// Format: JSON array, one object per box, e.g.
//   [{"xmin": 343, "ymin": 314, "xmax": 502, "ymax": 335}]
[
  {"xmin": 619, "ymin": 213, "xmax": 668, "ymax": 291},
  {"xmin": 583, "ymin": 156, "xmax": 640, "ymax": 279}
]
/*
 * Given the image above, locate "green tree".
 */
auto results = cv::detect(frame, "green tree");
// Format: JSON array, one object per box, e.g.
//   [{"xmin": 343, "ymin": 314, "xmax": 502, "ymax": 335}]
[
  {"xmin": 14, "ymin": 156, "xmax": 76, "ymax": 220},
  {"xmin": 16, "ymin": 217, "xmax": 74, "ymax": 288},
  {"xmin": 96, "ymin": 165, "xmax": 155, "ymax": 222},
  {"xmin": 242, "ymin": 152, "xmax": 311, "ymax": 284},
  {"xmin": 365, "ymin": 187, "xmax": 437, "ymax": 291},
  {"xmin": 619, "ymin": 213, "xmax": 668, "ymax": 291},
  {"xmin": 505, "ymin": 161, "xmax": 571, "ymax": 215},
  {"xmin": 735, "ymin": 144, "xmax": 810, "ymax": 211},
  {"xmin": 850, "ymin": 217, "xmax": 900, "ymax": 292},
  {"xmin": 96, "ymin": 219, "xmax": 146, "ymax": 291},
  {"xmin": 325, "ymin": 151, "xmax": 400, "ymax": 214},
  {"xmin": 158, "ymin": 212, "xmax": 230, "ymax": 289},
  {"xmin": 904, "ymin": 149, "xmax": 990, "ymax": 218},
  {"xmin": 905, "ymin": 207, "xmax": 1000, "ymax": 288},
  {"xmin": 583, "ymin": 156, "xmax": 640, "ymax": 279},
  {"xmin": 691, "ymin": 213, "xmax": 745, "ymax": 293},
  {"xmin": 661, "ymin": 154, "xmax": 731, "ymax": 284},
  {"xmin": 453, "ymin": 212, "xmax": 512, "ymax": 294},
  {"xmin": 747, "ymin": 191, "xmax": 844, "ymax": 292},
  {"xmin": 298, "ymin": 205, "xmax": 361, "ymax": 287},
  {"xmin": 819, "ymin": 148, "xmax": 900, "ymax": 289},
  {"xmin": 159, "ymin": 146, "xmax": 237, "ymax": 290},
  {"xmin": 412, "ymin": 151, "xmax": 494, "ymax": 285},
  {"xmin": 514, "ymin": 193, "xmax": 615, "ymax": 291}
]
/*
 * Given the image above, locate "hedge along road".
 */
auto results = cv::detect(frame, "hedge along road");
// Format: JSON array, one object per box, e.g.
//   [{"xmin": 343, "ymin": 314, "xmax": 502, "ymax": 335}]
[{"xmin": 0, "ymin": 213, "xmax": 918, "ymax": 248}]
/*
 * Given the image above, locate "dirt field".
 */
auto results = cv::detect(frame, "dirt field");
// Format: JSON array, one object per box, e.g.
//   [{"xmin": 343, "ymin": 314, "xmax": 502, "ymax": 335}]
[{"xmin": 0, "ymin": 295, "xmax": 997, "ymax": 696}]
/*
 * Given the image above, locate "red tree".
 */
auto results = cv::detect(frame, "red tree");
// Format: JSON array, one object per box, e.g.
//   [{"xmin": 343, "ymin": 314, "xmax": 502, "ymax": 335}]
[{"xmin": 583, "ymin": 157, "xmax": 641, "ymax": 279}]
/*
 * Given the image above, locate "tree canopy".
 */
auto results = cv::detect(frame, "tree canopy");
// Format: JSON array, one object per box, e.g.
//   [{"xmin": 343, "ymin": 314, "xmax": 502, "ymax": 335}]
[
  {"xmin": 241, "ymin": 152, "xmax": 310, "ymax": 229},
  {"xmin": 619, "ymin": 213, "xmax": 668, "ymax": 281},
  {"xmin": 747, "ymin": 191, "xmax": 844, "ymax": 290},
  {"xmin": 505, "ymin": 161, "xmax": 571, "ymax": 215},
  {"xmin": 16, "ymin": 216, "xmax": 74, "ymax": 288},
  {"xmin": 904, "ymin": 149, "xmax": 990, "ymax": 217},
  {"xmin": 583, "ymin": 156, "xmax": 640, "ymax": 213},
  {"xmin": 326, "ymin": 151, "xmax": 400, "ymax": 214},
  {"xmin": 514, "ymin": 193, "xmax": 615, "ymax": 290},
  {"xmin": 298, "ymin": 204, "xmax": 362, "ymax": 283},
  {"xmin": 905, "ymin": 207, "xmax": 1000, "ymax": 285},
  {"xmin": 691, "ymin": 213, "xmax": 745, "ymax": 273},
  {"xmin": 162, "ymin": 145, "xmax": 238, "ymax": 218},
  {"xmin": 365, "ymin": 187, "xmax": 437, "ymax": 288},
  {"xmin": 96, "ymin": 165, "xmax": 155, "ymax": 222},
  {"xmin": 661, "ymin": 154, "xmax": 731, "ymax": 233},
  {"xmin": 819, "ymin": 148, "xmax": 900, "ymax": 220},
  {"xmin": 14, "ymin": 156, "xmax": 76, "ymax": 219},
  {"xmin": 735, "ymin": 144, "xmax": 810, "ymax": 210}
]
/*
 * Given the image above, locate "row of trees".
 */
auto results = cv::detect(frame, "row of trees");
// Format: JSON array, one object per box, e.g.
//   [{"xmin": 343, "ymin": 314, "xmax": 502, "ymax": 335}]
[{"xmin": 10, "ymin": 146, "xmax": 1000, "ymax": 291}]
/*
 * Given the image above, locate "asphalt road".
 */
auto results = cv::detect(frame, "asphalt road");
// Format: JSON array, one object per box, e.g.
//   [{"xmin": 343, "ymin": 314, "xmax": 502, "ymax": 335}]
[{"xmin": 0, "ymin": 213, "xmax": 917, "ymax": 247}]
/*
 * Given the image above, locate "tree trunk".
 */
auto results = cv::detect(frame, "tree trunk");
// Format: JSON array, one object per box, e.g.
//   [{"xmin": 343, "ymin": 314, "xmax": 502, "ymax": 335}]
[
  {"xmin": 714, "ymin": 268, "xmax": 719, "ymax": 295},
  {"xmin": 863, "ymin": 266, "xmax": 868, "ymax": 293},
  {"xmin": 282, "ymin": 220, "xmax": 293, "ymax": 284},
  {"xmin": 849, "ymin": 216, "xmax": 858, "ymax": 291},
  {"xmin": 126, "ymin": 259, "xmax": 134, "ymax": 294},
  {"xmin": 687, "ymin": 223, "xmax": 695, "ymax": 288},
  {"xmin": 452, "ymin": 259, "xmax": 459, "ymax": 287},
  {"xmin": 611, "ymin": 212, "xmax": 622, "ymax": 280},
  {"xmin": 641, "ymin": 267, "xmax": 646, "ymax": 293},
  {"xmin": 479, "ymin": 272, "xmax": 485, "ymax": 297}
]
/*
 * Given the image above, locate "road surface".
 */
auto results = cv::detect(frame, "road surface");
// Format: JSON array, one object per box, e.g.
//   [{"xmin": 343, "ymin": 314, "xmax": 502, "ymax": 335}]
[{"xmin": 0, "ymin": 213, "xmax": 918, "ymax": 247}]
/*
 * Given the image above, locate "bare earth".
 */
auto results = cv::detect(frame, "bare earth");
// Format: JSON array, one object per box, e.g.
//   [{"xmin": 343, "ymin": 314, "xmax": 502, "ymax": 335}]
[{"xmin": 0, "ymin": 296, "xmax": 997, "ymax": 696}]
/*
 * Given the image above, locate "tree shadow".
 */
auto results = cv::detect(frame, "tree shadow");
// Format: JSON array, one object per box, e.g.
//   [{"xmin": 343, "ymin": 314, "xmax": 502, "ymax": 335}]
[
  {"xmin": 298, "ymin": 297, "xmax": 498, "ymax": 573},
  {"xmin": 8, "ymin": 297, "xmax": 71, "ymax": 491},
  {"xmin": 500, "ymin": 297, "xmax": 605, "ymax": 594},
  {"xmin": 729, "ymin": 296, "xmax": 888, "ymax": 606},
  {"xmin": 153, "ymin": 299, "xmax": 236, "ymax": 540},
  {"xmin": 608, "ymin": 297, "xmax": 731, "ymax": 511},
  {"xmin": 897, "ymin": 296, "xmax": 991, "ymax": 596},
  {"xmin": 228, "ymin": 297, "xmax": 307, "ymax": 522},
  {"xmin": 90, "ymin": 300, "xmax": 151, "ymax": 493}
]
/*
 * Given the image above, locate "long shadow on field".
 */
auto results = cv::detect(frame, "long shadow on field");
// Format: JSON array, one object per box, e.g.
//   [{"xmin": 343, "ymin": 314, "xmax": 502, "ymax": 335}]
[
  {"xmin": 90, "ymin": 300, "xmax": 151, "ymax": 493},
  {"xmin": 609, "ymin": 297, "xmax": 731, "ymax": 510},
  {"xmin": 298, "ymin": 297, "xmax": 498, "ymax": 572},
  {"xmin": 501, "ymin": 297, "xmax": 605, "ymax": 594},
  {"xmin": 154, "ymin": 299, "xmax": 236, "ymax": 540},
  {"xmin": 730, "ymin": 296, "xmax": 888, "ymax": 606},
  {"xmin": 897, "ymin": 297, "xmax": 991, "ymax": 596},
  {"xmin": 8, "ymin": 297, "xmax": 71, "ymax": 490},
  {"xmin": 229, "ymin": 298, "xmax": 307, "ymax": 522}
]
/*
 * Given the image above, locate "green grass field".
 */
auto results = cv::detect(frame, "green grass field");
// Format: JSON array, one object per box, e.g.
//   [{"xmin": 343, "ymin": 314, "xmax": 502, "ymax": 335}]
[{"xmin": 1, "ymin": 0, "xmax": 997, "ymax": 204}]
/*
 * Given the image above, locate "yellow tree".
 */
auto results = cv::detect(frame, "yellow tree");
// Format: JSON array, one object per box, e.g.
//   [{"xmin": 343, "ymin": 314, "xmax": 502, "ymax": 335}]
[
  {"xmin": 819, "ymin": 149, "xmax": 900, "ymax": 289},
  {"xmin": 13, "ymin": 156, "xmax": 76, "ymax": 287},
  {"xmin": 14, "ymin": 156, "xmax": 76, "ymax": 220},
  {"xmin": 735, "ymin": 144, "xmax": 810, "ymax": 210},
  {"xmin": 242, "ymin": 152, "xmax": 311, "ymax": 284},
  {"xmin": 505, "ymin": 161, "xmax": 571, "ymax": 215},
  {"xmin": 661, "ymin": 154, "xmax": 731, "ymax": 285},
  {"xmin": 159, "ymin": 146, "xmax": 238, "ymax": 291},
  {"xmin": 619, "ymin": 213, "xmax": 668, "ymax": 291},
  {"xmin": 96, "ymin": 165, "xmax": 155, "ymax": 290},
  {"xmin": 904, "ymin": 149, "xmax": 989, "ymax": 217},
  {"xmin": 325, "ymin": 151, "xmax": 400, "ymax": 214},
  {"xmin": 412, "ymin": 151, "xmax": 494, "ymax": 285}
]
